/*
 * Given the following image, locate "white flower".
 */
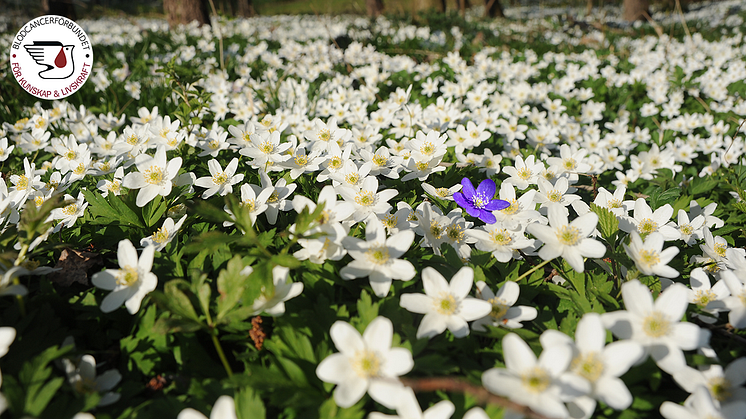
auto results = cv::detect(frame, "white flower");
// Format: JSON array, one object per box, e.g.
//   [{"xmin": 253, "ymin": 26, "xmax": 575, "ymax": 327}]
[
  {"xmin": 250, "ymin": 266, "xmax": 303, "ymax": 316},
  {"xmin": 178, "ymin": 395, "xmax": 237, "ymax": 419},
  {"xmin": 400, "ymin": 266, "xmax": 491, "ymax": 339},
  {"xmin": 239, "ymin": 129, "xmax": 291, "ymax": 169},
  {"xmin": 0, "ymin": 327, "xmax": 15, "ymax": 387},
  {"xmin": 624, "ymin": 231, "xmax": 680, "ymax": 278},
  {"xmin": 259, "ymin": 170, "xmax": 296, "ymax": 225},
  {"xmin": 369, "ymin": 386, "xmax": 455, "ymax": 419},
  {"xmin": 469, "ymin": 222, "xmax": 537, "ymax": 263},
  {"xmin": 194, "ymin": 158, "xmax": 244, "ymax": 199},
  {"xmin": 619, "ymin": 199, "xmax": 680, "ymax": 241},
  {"xmin": 482, "ymin": 332, "xmax": 589, "ymax": 419},
  {"xmin": 602, "ymin": 279, "xmax": 710, "ymax": 374},
  {"xmin": 688, "ymin": 267, "xmax": 730, "ymax": 324},
  {"xmin": 50, "ymin": 191, "xmax": 88, "ymax": 231},
  {"xmin": 493, "ymin": 182, "xmax": 543, "ymax": 231},
  {"xmin": 673, "ymin": 357, "xmax": 746, "ymax": 414},
  {"xmin": 340, "ymin": 217, "xmax": 416, "ymax": 297},
  {"xmin": 122, "ymin": 146, "xmax": 182, "ymax": 207},
  {"xmin": 224, "ymin": 183, "xmax": 272, "ymax": 228},
  {"xmin": 63, "ymin": 354, "xmax": 121, "ymax": 406},
  {"xmin": 422, "ymin": 182, "xmax": 461, "ymax": 202},
  {"xmin": 503, "ymin": 155, "xmax": 544, "ymax": 190},
  {"xmin": 315, "ymin": 316, "xmax": 413, "ymax": 409},
  {"xmin": 140, "ymin": 215, "xmax": 187, "ymax": 251},
  {"xmin": 337, "ymin": 176, "xmax": 397, "ymax": 224},
  {"xmin": 526, "ymin": 204, "xmax": 605, "ymax": 273},
  {"xmin": 540, "ymin": 313, "xmax": 645, "ymax": 418},
  {"xmin": 97, "ymin": 166, "xmax": 125, "ymax": 197},
  {"xmin": 661, "ymin": 385, "xmax": 745, "ymax": 419},
  {"xmin": 91, "ymin": 240, "xmax": 158, "ymax": 314},
  {"xmin": 472, "ymin": 281, "xmax": 537, "ymax": 330},
  {"xmin": 722, "ymin": 270, "xmax": 746, "ymax": 329}
]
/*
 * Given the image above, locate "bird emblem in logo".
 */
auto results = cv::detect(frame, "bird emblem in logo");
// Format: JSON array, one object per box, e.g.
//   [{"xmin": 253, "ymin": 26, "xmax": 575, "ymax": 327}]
[{"xmin": 23, "ymin": 41, "xmax": 75, "ymax": 79}]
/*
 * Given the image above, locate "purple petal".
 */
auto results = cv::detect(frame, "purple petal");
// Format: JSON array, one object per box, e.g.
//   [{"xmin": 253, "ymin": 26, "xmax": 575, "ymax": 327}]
[
  {"xmin": 461, "ymin": 178, "xmax": 476, "ymax": 198},
  {"xmin": 476, "ymin": 179, "xmax": 496, "ymax": 198},
  {"xmin": 453, "ymin": 192, "xmax": 471, "ymax": 210},
  {"xmin": 484, "ymin": 199, "xmax": 510, "ymax": 211},
  {"xmin": 479, "ymin": 210, "xmax": 497, "ymax": 224},
  {"xmin": 464, "ymin": 204, "xmax": 482, "ymax": 218}
]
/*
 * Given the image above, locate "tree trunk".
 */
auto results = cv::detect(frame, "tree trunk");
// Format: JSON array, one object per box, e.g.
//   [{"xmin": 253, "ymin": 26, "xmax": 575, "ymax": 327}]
[
  {"xmin": 164, "ymin": 0, "xmax": 209, "ymax": 27},
  {"xmin": 42, "ymin": 0, "xmax": 77, "ymax": 20},
  {"xmin": 586, "ymin": 0, "xmax": 593, "ymax": 15},
  {"xmin": 623, "ymin": 0, "xmax": 649, "ymax": 21},
  {"xmin": 366, "ymin": 0, "xmax": 384, "ymax": 16},
  {"xmin": 413, "ymin": 0, "xmax": 445, "ymax": 13},
  {"xmin": 235, "ymin": 0, "xmax": 256, "ymax": 17},
  {"xmin": 484, "ymin": 0, "xmax": 504, "ymax": 17}
]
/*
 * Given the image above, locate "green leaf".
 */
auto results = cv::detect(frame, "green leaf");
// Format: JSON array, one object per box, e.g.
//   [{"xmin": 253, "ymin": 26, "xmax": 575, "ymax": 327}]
[
  {"xmin": 152, "ymin": 280, "xmax": 201, "ymax": 323},
  {"xmin": 189, "ymin": 199, "xmax": 232, "ymax": 224},
  {"xmin": 236, "ymin": 387, "xmax": 266, "ymax": 419},
  {"xmin": 216, "ymin": 256, "xmax": 251, "ymax": 322},
  {"xmin": 185, "ymin": 231, "xmax": 239, "ymax": 254},
  {"xmin": 353, "ymin": 290, "xmax": 379, "ymax": 332},
  {"xmin": 108, "ymin": 192, "xmax": 147, "ymax": 228},
  {"xmin": 18, "ymin": 345, "xmax": 72, "ymax": 417},
  {"xmin": 650, "ymin": 187, "xmax": 681, "ymax": 209},
  {"xmin": 589, "ymin": 203, "xmax": 619, "ymax": 240}
]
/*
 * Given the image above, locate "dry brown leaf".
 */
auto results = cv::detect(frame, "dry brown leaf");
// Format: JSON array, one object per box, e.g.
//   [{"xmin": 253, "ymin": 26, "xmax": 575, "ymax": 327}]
[{"xmin": 50, "ymin": 248, "xmax": 102, "ymax": 287}]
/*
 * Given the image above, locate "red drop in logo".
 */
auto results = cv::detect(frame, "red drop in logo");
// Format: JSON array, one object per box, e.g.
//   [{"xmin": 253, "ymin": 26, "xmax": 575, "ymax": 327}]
[{"xmin": 54, "ymin": 48, "xmax": 66, "ymax": 68}]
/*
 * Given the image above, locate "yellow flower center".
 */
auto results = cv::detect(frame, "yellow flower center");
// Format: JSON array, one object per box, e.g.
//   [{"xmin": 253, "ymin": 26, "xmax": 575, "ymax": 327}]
[
  {"xmin": 126, "ymin": 134, "xmax": 140, "ymax": 145},
  {"xmin": 16, "ymin": 175, "xmax": 29, "ymax": 190},
  {"xmin": 209, "ymin": 139, "xmax": 220, "ymax": 150},
  {"xmin": 416, "ymin": 161, "xmax": 429, "ymax": 171},
  {"xmin": 383, "ymin": 214, "xmax": 398, "ymax": 228},
  {"xmin": 352, "ymin": 349, "xmax": 381, "ymax": 378},
  {"xmin": 715, "ymin": 242, "xmax": 727, "ymax": 258},
  {"xmin": 144, "ymin": 166, "xmax": 166, "ymax": 185},
  {"xmin": 693, "ymin": 289, "xmax": 717, "ymax": 308},
  {"xmin": 421, "ymin": 142, "xmax": 435, "ymax": 155},
  {"xmin": 366, "ymin": 246, "xmax": 390, "ymax": 264},
  {"xmin": 608, "ymin": 199, "xmax": 622, "ymax": 209},
  {"xmin": 15, "ymin": 117, "xmax": 29, "ymax": 129},
  {"xmin": 563, "ymin": 158, "xmax": 577, "ymax": 171},
  {"xmin": 571, "ymin": 352, "xmax": 605, "ymax": 383},
  {"xmin": 62, "ymin": 203, "xmax": 78, "ymax": 216},
  {"xmin": 151, "ymin": 227, "xmax": 169, "ymax": 244},
  {"xmin": 491, "ymin": 229, "xmax": 512, "ymax": 246},
  {"xmin": 638, "ymin": 249, "xmax": 660, "ymax": 267},
  {"xmin": 267, "ymin": 191, "xmax": 280, "ymax": 204},
  {"xmin": 354, "ymin": 191, "xmax": 375, "ymax": 207},
  {"xmin": 65, "ymin": 150, "xmax": 77, "ymax": 160},
  {"xmin": 212, "ymin": 172, "xmax": 229, "ymax": 186},
  {"xmin": 709, "ymin": 376, "xmax": 732, "ymax": 402},
  {"xmin": 74, "ymin": 163, "xmax": 86, "ymax": 175},
  {"xmin": 521, "ymin": 367, "xmax": 551, "ymax": 393},
  {"xmin": 488, "ymin": 297, "xmax": 509, "ymax": 320},
  {"xmin": 259, "ymin": 141, "xmax": 274, "ymax": 154},
  {"xmin": 34, "ymin": 195, "xmax": 45, "ymax": 207},
  {"xmin": 345, "ymin": 173, "xmax": 360, "ymax": 185},
  {"xmin": 517, "ymin": 167, "xmax": 531, "ymax": 180},
  {"xmin": 117, "ymin": 265, "xmax": 139, "ymax": 286},
  {"xmin": 547, "ymin": 190, "xmax": 562, "ymax": 202},
  {"xmin": 317, "ymin": 210, "xmax": 331, "ymax": 225},
  {"xmin": 294, "ymin": 155, "xmax": 308, "ymax": 166},
  {"xmin": 642, "ymin": 311, "xmax": 671, "ymax": 338},
  {"xmin": 318, "ymin": 129, "xmax": 331, "ymax": 142},
  {"xmin": 429, "ymin": 220, "xmax": 443, "ymax": 239},
  {"xmin": 446, "ymin": 225, "xmax": 465, "ymax": 243},
  {"xmin": 556, "ymin": 225, "xmax": 581, "ymax": 246},
  {"xmin": 372, "ymin": 155, "xmax": 387, "ymax": 167},
  {"xmin": 435, "ymin": 188, "xmax": 449, "ymax": 197},
  {"xmin": 328, "ymin": 157, "xmax": 343, "ymax": 170},
  {"xmin": 242, "ymin": 198, "xmax": 256, "ymax": 212},
  {"xmin": 638, "ymin": 218, "xmax": 658, "ymax": 235},
  {"xmin": 435, "ymin": 292, "xmax": 458, "ymax": 315},
  {"xmin": 680, "ymin": 223, "xmax": 693, "ymax": 236}
]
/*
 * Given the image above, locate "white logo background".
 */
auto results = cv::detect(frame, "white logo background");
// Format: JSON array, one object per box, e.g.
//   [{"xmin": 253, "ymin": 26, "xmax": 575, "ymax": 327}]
[{"xmin": 9, "ymin": 15, "xmax": 94, "ymax": 100}]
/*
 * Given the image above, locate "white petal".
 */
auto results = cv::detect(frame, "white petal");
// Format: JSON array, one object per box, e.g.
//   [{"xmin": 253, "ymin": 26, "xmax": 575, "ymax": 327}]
[
  {"xmin": 503, "ymin": 333, "xmax": 537, "ymax": 372},
  {"xmin": 330, "ymin": 321, "xmax": 364, "ymax": 355}
]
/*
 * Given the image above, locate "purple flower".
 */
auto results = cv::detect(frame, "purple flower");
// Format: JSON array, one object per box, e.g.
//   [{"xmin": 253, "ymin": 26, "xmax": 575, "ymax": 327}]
[{"xmin": 453, "ymin": 178, "xmax": 510, "ymax": 224}]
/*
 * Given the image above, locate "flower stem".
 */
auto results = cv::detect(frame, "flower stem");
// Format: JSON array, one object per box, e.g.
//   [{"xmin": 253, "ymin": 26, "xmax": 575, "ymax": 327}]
[
  {"xmin": 515, "ymin": 258, "xmax": 552, "ymax": 282},
  {"xmin": 211, "ymin": 332, "xmax": 233, "ymax": 378}
]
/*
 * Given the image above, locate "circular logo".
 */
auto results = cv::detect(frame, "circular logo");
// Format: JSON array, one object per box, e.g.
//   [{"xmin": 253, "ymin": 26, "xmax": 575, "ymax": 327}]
[{"xmin": 9, "ymin": 15, "xmax": 94, "ymax": 100}]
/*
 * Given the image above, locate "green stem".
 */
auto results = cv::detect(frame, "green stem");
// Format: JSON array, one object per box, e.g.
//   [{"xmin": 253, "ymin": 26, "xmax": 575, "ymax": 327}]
[
  {"xmin": 515, "ymin": 258, "xmax": 552, "ymax": 282},
  {"xmin": 211, "ymin": 332, "xmax": 233, "ymax": 378},
  {"xmin": 13, "ymin": 243, "xmax": 29, "ymax": 316}
]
